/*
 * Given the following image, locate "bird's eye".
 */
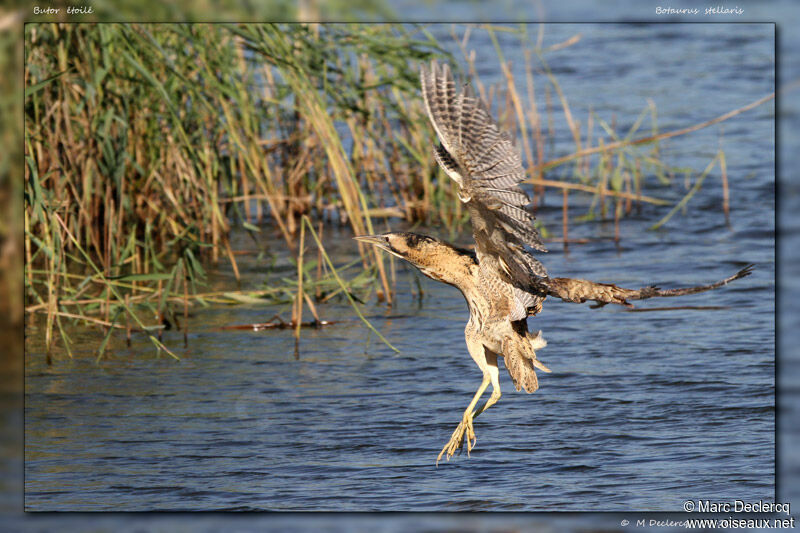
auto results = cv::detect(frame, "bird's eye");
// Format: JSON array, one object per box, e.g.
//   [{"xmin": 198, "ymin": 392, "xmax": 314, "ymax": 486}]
[{"xmin": 407, "ymin": 234, "xmax": 434, "ymax": 247}]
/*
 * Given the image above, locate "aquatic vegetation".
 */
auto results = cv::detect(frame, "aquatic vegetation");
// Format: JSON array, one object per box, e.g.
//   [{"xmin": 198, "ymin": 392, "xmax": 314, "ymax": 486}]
[{"xmin": 23, "ymin": 23, "xmax": 773, "ymax": 359}]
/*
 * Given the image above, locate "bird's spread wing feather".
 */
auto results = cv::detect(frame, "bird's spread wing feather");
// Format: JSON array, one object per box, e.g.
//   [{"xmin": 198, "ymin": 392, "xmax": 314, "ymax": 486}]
[
  {"xmin": 421, "ymin": 61, "xmax": 547, "ymax": 319},
  {"xmin": 546, "ymin": 265, "xmax": 754, "ymax": 308}
]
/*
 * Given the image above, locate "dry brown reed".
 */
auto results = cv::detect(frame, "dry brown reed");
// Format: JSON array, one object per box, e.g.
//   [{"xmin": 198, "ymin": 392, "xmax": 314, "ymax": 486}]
[{"xmin": 23, "ymin": 23, "xmax": 772, "ymax": 359}]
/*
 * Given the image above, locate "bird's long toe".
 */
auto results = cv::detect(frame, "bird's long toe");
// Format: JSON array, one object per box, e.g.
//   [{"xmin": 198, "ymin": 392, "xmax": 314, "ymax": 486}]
[
  {"xmin": 465, "ymin": 415, "xmax": 476, "ymax": 452},
  {"xmin": 436, "ymin": 415, "xmax": 477, "ymax": 465}
]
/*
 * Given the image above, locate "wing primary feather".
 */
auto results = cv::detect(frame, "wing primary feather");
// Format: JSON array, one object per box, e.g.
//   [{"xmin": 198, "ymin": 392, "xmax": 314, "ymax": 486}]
[
  {"xmin": 421, "ymin": 60, "xmax": 549, "ymax": 315},
  {"xmin": 433, "ymin": 144, "xmax": 464, "ymax": 185}
]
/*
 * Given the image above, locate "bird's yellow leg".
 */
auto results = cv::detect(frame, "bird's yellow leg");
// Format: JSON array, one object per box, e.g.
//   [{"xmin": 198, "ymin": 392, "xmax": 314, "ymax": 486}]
[
  {"xmin": 472, "ymin": 386, "xmax": 501, "ymax": 420},
  {"xmin": 436, "ymin": 375, "xmax": 490, "ymax": 465}
]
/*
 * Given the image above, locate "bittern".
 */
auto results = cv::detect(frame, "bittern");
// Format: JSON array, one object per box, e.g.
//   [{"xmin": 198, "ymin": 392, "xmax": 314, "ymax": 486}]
[{"xmin": 355, "ymin": 61, "xmax": 752, "ymax": 465}]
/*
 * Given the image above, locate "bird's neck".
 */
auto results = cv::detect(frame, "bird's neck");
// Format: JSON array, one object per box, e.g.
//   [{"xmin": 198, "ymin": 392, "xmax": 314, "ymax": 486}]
[{"xmin": 410, "ymin": 248, "xmax": 479, "ymax": 296}]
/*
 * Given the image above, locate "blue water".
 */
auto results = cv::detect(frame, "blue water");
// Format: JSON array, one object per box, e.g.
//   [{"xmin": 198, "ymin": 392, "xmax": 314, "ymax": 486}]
[{"xmin": 24, "ymin": 23, "xmax": 775, "ymax": 513}]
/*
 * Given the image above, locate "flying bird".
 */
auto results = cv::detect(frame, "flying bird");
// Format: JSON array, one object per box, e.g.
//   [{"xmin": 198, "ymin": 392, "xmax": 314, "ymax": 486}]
[{"xmin": 355, "ymin": 61, "xmax": 752, "ymax": 464}]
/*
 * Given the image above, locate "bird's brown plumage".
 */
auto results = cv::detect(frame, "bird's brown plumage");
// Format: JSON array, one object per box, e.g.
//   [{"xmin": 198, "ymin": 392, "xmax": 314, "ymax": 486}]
[{"xmin": 356, "ymin": 60, "xmax": 753, "ymax": 463}]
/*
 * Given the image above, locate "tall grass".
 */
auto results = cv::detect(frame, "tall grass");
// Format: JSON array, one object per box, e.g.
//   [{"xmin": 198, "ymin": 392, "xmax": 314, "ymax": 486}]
[{"xmin": 24, "ymin": 23, "xmax": 772, "ymax": 358}]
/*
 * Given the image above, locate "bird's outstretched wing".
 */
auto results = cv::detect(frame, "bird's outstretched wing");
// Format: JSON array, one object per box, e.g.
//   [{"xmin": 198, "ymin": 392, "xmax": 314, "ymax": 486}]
[
  {"xmin": 421, "ymin": 61, "xmax": 548, "ymax": 318},
  {"xmin": 546, "ymin": 265, "xmax": 754, "ymax": 308}
]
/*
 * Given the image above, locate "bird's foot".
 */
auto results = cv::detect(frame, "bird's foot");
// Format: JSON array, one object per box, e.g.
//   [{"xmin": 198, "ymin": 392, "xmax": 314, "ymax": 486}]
[{"xmin": 436, "ymin": 414, "xmax": 476, "ymax": 465}]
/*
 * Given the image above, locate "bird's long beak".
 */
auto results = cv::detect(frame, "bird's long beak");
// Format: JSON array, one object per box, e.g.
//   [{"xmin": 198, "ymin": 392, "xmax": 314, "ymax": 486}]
[
  {"xmin": 354, "ymin": 234, "xmax": 406, "ymax": 261},
  {"xmin": 353, "ymin": 234, "xmax": 389, "ymax": 250}
]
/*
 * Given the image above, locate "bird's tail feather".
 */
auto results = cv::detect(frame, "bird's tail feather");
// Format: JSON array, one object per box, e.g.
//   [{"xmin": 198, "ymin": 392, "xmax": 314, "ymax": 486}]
[{"xmin": 503, "ymin": 330, "xmax": 549, "ymax": 393}]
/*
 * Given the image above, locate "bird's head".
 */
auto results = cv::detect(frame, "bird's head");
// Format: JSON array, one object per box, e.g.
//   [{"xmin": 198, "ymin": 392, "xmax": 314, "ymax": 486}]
[{"xmin": 354, "ymin": 232, "xmax": 475, "ymax": 285}]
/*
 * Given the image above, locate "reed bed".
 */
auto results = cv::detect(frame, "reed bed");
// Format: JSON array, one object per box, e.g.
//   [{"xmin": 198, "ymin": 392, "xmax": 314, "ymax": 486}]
[{"xmin": 23, "ymin": 23, "xmax": 773, "ymax": 359}]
